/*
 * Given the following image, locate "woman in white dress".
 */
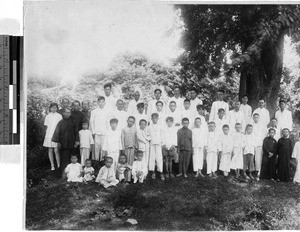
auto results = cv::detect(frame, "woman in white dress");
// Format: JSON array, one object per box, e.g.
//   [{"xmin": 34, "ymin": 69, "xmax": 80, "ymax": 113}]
[
  {"xmin": 292, "ymin": 137, "xmax": 300, "ymax": 183},
  {"xmin": 43, "ymin": 103, "xmax": 62, "ymax": 170}
]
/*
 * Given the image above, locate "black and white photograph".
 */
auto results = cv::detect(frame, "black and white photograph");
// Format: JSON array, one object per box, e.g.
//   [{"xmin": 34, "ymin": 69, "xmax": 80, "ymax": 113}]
[{"xmin": 25, "ymin": 1, "xmax": 300, "ymax": 230}]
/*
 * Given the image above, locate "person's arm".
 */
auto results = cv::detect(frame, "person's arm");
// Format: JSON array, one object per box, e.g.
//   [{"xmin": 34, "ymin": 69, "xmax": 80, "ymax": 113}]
[
  {"xmin": 121, "ymin": 129, "xmax": 125, "ymax": 150},
  {"xmin": 137, "ymin": 129, "xmax": 147, "ymax": 144},
  {"xmin": 292, "ymin": 142, "xmax": 298, "ymax": 159},
  {"xmin": 89, "ymin": 132, "xmax": 94, "ymax": 145},
  {"xmin": 44, "ymin": 115, "xmax": 49, "ymax": 130},
  {"xmin": 177, "ymin": 130, "xmax": 181, "ymax": 153},
  {"xmin": 262, "ymin": 138, "xmax": 268, "ymax": 154},
  {"xmin": 51, "ymin": 121, "xmax": 61, "ymax": 143},
  {"xmin": 209, "ymin": 102, "xmax": 215, "ymax": 122},
  {"xmin": 89, "ymin": 110, "xmax": 94, "ymax": 135}
]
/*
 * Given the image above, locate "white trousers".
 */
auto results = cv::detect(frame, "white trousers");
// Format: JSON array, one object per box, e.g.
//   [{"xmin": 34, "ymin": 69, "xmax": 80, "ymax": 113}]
[
  {"xmin": 230, "ymin": 147, "xmax": 243, "ymax": 170},
  {"xmin": 80, "ymin": 148, "xmax": 90, "ymax": 166},
  {"xmin": 219, "ymin": 152, "xmax": 231, "ymax": 172},
  {"xmin": 93, "ymin": 134, "xmax": 105, "ymax": 161},
  {"xmin": 149, "ymin": 145, "xmax": 163, "ymax": 172},
  {"xmin": 143, "ymin": 143, "xmax": 150, "ymax": 170},
  {"xmin": 193, "ymin": 147, "xmax": 204, "ymax": 171},
  {"xmin": 254, "ymin": 146, "xmax": 263, "ymax": 174},
  {"xmin": 206, "ymin": 151, "xmax": 218, "ymax": 174},
  {"xmin": 133, "ymin": 173, "xmax": 145, "ymax": 183},
  {"xmin": 100, "ymin": 179, "xmax": 119, "ymax": 188}
]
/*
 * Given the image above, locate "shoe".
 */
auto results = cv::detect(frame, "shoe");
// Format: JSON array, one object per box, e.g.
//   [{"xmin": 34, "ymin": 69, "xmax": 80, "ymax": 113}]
[
  {"xmin": 176, "ymin": 173, "xmax": 182, "ymax": 177},
  {"xmin": 152, "ymin": 173, "xmax": 156, "ymax": 180},
  {"xmin": 256, "ymin": 177, "xmax": 260, "ymax": 181},
  {"xmin": 51, "ymin": 166, "xmax": 55, "ymax": 171},
  {"xmin": 249, "ymin": 174, "xmax": 254, "ymax": 179},
  {"xmin": 245, "ymin": 175, "xmax": 250, "ymax": 180},
  {"xmin": 209, "ymin": 173, "xmax": 213, "ymax": 178},
  {"xmin": 184, "ymin": 174, "xmax": 187, "ymax": 178},
  {"xmin": 212, "ymin": 172, "xmax": 218, "ymax": 178},
  {"xmin": 161, "ymin": 174, "xmax": 165, "ymax": 181},
  {"xmin": 195, "ymin": 172, "xmax": 199, "ymax": 177},
  {"xmin": 199, "ymin": 172, "xmax": 204, "ymax": 177},
  {"xmin": 170, "ymin": 173, "xmax": 175, "ymax": 178},
  {"xmin": 224, "ymin": 172, "xmax": 228, "ymax": 177}
]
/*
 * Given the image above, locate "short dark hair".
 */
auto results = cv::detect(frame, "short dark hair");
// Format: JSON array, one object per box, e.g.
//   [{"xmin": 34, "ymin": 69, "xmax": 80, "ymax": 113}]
[
  {"xmin": 196, "ymin": 104, "xmax": 204, "ymax": 110},
  {"xmin": 82, "ymin": 119, "xmax": 89, "ymax": 125},
  {"xmin": 49, "ymin": 103, "xmax": 59, "ymax": 111},
  {"xmin": 63, "ymin": 107, "xmax": 71, "ymax": 112},
  {"xmin": 242, "ymin": 94, "xmax": 248, "ymax": 98},
  {"xmin": 235, "ymin": 122, "xmax": 241, "ymax": 126},
  {"xmin": 208, "ymin": 121, "xmax": 216, "ymax": 125},
  {"xmin": 253, "ymin": 113, "xmax": 259, "ymax": 117},
  {"xmin": 166, "ymin": 117, "xmax": 174, "ymax": 122},
  {"xmin": 279, "ymin": 99, "xmax": 286, "ymax": 104},
  {"xmin": 104, "ymin": 83, "xmax": 112, "ymax": 89},
  {"xmin": 189, "ymin": 87, "xmax": 198, "ymax": 93},
  {"xmin": 137, "ymin": 102, "xmax": 145, "ymax": 108},
  {"xmin": 184, "ymin": 99, "xmax": 190, "ymax": 103},
  {"xmin": 268, "ymin": 128, "xmax": 276, "ymax": 133},
  {"xmin": 71, "ymin": 154, "xmax": 77, "ymax": 158},
  {"xmin": 169, "ymin": 101, "xmax": 176, "ymax": 105},
  {"xmin": 151, "ymin": 113, "xmax": 159, "ymax": 118},
  {"xmin": 139, "ymin": 119, "xmax": 147, "ymax": 125},
  {"xmin": 246, "ymin": 124, "xmax": 253, "ymax": 129},
  {"xmin": 154, "ymin": 88, "xmax": 162, "ymax": 94},
  {"xmin": 270, "ymin": 117, "xmax": 277, "ymax": 121},
  {"xmin": 105, "ymin": 156, "xmax": 113, "ymax": 162},
  {"xmin": 156, "ymin": 101, "xmax": 164, "ymax": 106},
  {"xmin": 85, "ymin": 159, "xmax": 92, "ymax": 163},
  {"xmin": 217, "ymin": 89, "xmax": 225, "ymax": 93},
  {"xmin": 222, "ymin": 124, "xmax": 229, "ymax": 129},
  {"xmin": 98, "ymin": 96, "xmax": 105, "ymax": 101},
  {"xmin": 72, "ymin": 100, "xmax": 80, "ymax": 106},
  {"xmin": 136, "ymin": 150, "xmax": 143, "ymax": 155},
  {"xmin": 182, "ymin": 117, "xmax": 189, "ymax": 123},
  {"xmin": 110, "ymin": 118, "xmax": 119, "ymax": 124},
  {"xmin": 282, "ymin": 128, "xmax": 290, "ymax": 132},
  {"xmin": 218, "ymin": 108, "xmax": 225, "ymax": 113},
  {"xmin": 128, "ymin": 116, "xmax": 136, "ymax": 121},
  {"xmin": 116, "ymin": 99, "xmax": 124, "ymax": 104},
  {"xmin": 194, "ymin": 117, "xmax": 201, "ymax": 121}
]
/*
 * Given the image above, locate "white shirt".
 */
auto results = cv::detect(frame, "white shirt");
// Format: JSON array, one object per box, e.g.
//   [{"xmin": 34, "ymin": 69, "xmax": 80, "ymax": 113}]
[
  {"xmin": 192, "ymin": 114, "xmax": 207, "ymax": 130},
  {"xmin": 252, "ymin": 107, "xmax": 270, "ymax": 128},
  {"xmin": 89, "ymin": 107, "xmax": 109, "ymax": 135},
  {"xmin": 65, "ymin": 163, "xmax": 83, "ymax": 182},
  {"xmin": 137, "ymin": 127, "xmax": 150, "ymax": 152},
  {"xmin": 162, "ymin": 126, "xmax": 177, "ymax": 149},
  {"xmin": 228, "ymin": 110, "xmax": 246, "ymax": 132},
  {"xmin": 132, "ymin": 160, "xmax": 147, "ymax": 175},
  {"xmin": 104, "ymin": 95, "xmax": 117, "ymax": 113},
  {"xmin": 275, "ymin": 109, "xmax": 293, "ymax": 132},
  {"xmin": 149, "ymin": 110, "xmax": 166, "ymax": 127},
  {"xmin": 148, "ymin": 123, "xmax": 163, "ymax": 145},
  {"xmin": 232, "ymin": 131, "xmax": 245, "ymax": 148},
  {"xmin": 219, "ymin": 134, "xmax": 233, "ymax": 154},
  {"xmin": 44, "ymin": 112, "xmax": 62, "ymax": 140},
  {"xmin": 192, "ymin": 126, "xmax": 208, "ymax": 148},
  {"xmin": 244, "ymin": 133, "xmax": 255, "ymax": 155},
  {"xmin": 206, "ymin": 131, "xmax": 219, "ymax": 153},
  {"xmin": 83, "ymin": 166, "xmax": 95, "ymax": 181},
  {"xmin": 168, "ymin": 96, "xmax": 184, "ymax": 112},
  {"xmin": 102, "ymin": 129, "xmax": 122, "ymax": 153},
  {"xmin": 147, "ymin": 98, "xmax": 166, "ymax": 117},
  {"xmin": 252, "ymin": 122, "xmax": 266, "ymax": 147},
  {"xmin": 209, "ymin": 100, "xmax": 229, "ymax": 122},
  {"xmin": 79, "ymin": 129, "xmax": 94, "ymax": 148},
  {"xmin": 127, "ymin": 99, "xmax": 143, "ymax": 116},
  {"xmin": 214, "ymin": 117, "xmax": 229, "ymax": 135},
  {"xmin": 108, "ymin": 110, "xmax": 128, "ymax": 131},
  {"xmin": 181, "ymin": 108, "xmax": 195, "ymax": 129},
  {"xmin": 134, "ymin": 112, "xmax": 148, "ymax": 127},
  {"xmin": 96, "ymin": 166, "xmax": 116, "ymax": 182},
  {"xmin": 190, "ymin": 98, "xmax": 203, "ymax": 114},
  {"xmin": 240, "ymin": 103, "xmax": 252, "ymax": 124}
]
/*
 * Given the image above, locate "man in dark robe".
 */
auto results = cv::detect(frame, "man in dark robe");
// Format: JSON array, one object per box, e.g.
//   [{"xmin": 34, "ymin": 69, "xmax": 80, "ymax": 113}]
[
  {"xmin": 260, "ymin": 128, "xmax": 277, "ymax": 180},
  {"xmin": 71, "ymin": 100, "xmax": 85, "ymax": 131},
  {"xmin": 81, "ymin": 100, "xmax": 91, "ymax": 122},
  {"xmin": 276, "ymin": 128, "xmax": 293, "ymax": 182},
  {"xmin": 52, "ymin": 107, "xmax": 79, "ymax": 176}
]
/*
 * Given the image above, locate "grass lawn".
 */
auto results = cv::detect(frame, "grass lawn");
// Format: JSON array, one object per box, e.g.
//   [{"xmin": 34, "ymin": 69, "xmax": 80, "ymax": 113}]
[{"xmin": 26, "ymin": 170, "xmax": 300, "ymax": 230}]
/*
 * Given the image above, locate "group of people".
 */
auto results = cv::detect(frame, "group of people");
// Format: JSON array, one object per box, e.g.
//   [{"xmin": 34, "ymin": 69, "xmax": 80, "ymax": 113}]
[{"xmin": 42, "ymin": 83, "xmax": 300, "ymax": 188}]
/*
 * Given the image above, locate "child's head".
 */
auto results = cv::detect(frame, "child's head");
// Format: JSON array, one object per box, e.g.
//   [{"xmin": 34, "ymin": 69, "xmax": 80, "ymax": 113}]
[
  {"xmin": 270, "ymin": 118, "xmax": 277, "ymax": 127},
  {"xmin": 196, "ymin": 104, "xmax": 205, "ymax": 116},
  {"xmin": 217, "ymin": 108, "xmax": 225, "ymax": 119},
  {"xmin": 72, "ymin": 100, "xmax": 81, "ymax": 112},
  {"xmin": 258, "ymin": 98, "xmax": 265, "ymax": 108},
  {"xmin": 127, "ymin": 116, "xmax": 135, "ymax": 127},
  {"xmin": 139, "ymin": 119, "xmax": 147, "ymax": 130},
  {"xmin": 116, "ymin": 99, "xmax": 124, "ymax": 111},
  {"xmin": 70, "ymin": 155, "xmax": 78, "ymax": 164},
  {"xmin": 235, "ymin": 123, "xmax": 242, "ymax": 132},
  {"xmin": 119, "ymin": 154, "xmax": 127, "ymax": 164},
  {"xmin": 279, "ymin": 99, "xmax": 286, "ymax": 111},
  {"xmin": 82, "ymin": 100, "xmax": 90, "ymax": 111},
  {"xmin": 166, "ymin": 117, "xmax": 174, "ymax": 127},
  {"xmin": 133, "ymin": 91, "xmax": 140, "ymax": 101},
  {"xmin": 268, "ymin": 128, "xmax": 276, "ymax": 138},
  {"xmin": 61, "ymin": 98, "xmax": 70, "ymax": 108},
  {"xmin": 189, "ymin": 88, "xmax": 198, "ymax": 100},
  {"xmin": 97, "ymin": 96, "xmax": 106, "ymax": 109},
  {"xmin": 49, "ymin": 103, "xmax": 59, "ymax": 113},
  {"xmin": 105, "ymin": 156, "xmax": 113, "ymax": 168},
  {"xmin": 85, "ymin": 159, "xmax": 92, "ymax": 167},
  {"xmin": 63, "ymin": 107, "xmax": 72, "ymax": 119},
  {"xmin": 234, "ymin": 101, "xmax": 241, "ymax": 111},
  {"xmin": 82, "ymin": 119, "xmax": 89, "ymax": 130},
  {"xmin": 173, "ymin": 86, "xmax": 181, "ymax": 97},
  {"xmin": 242, "ymin": 94, "xmax": 248, "ymax": 104},
  {"xmin": 208, "ymin": 122, "xmax": 216, "ymax": 132},
  {"xmin": 169, "ymin": 101, "xmax": 177, "ymax": 112},
  {"xmin": 282, "ymin": 128, "xmax": 290, "ymax": 138},
  {"xmin": 156, "ymin": 101, "xmax": 164, "ymax": 112},
  {"xmin": 217, "ymin": 90, "xmax": 225, "ymax": 101},
  {"xmin": 104, "ymin": 83, "xmax": 112, "ymax": 96},
  {"xmin": 222, "ymin": 124, "xmax": 229, "ymax": 135},
  {"xmin": 182, "ymin": 117, "xmax": 189, "ymax": 128},
  {"xmin": 246, "ymin": 124, "xmax": 253, "ymax": 134},
  {"xmin": 136, "ymin": 150, "xmax": 143, "ymax": 161},
  {"xmin": 253, "ymin": 113, "xmax": 260, "ymax": 123},
  {"xmin": 110, "ymin": 118, "xmax": 119, "ymax": 130},
  {"xmin": 195, "ymin": 117, "xmax": 202, "ymax": 128},
  {"xmin": 183, "ymin": 99, "xmax": 191, "ymax": 110},
  {"xmin": 154, "ymin": 89, "xmax": 162, "ymax": 100},
  {"xmin": 151, "ymin": 113, "xmax": 159, "ymax": 124},
  {"xmin": 137, "ymin": 102, "xmax": 145, "ymax": 114}
]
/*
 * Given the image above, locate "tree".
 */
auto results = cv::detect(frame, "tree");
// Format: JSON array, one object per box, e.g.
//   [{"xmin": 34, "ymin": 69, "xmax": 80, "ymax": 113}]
[{"xmin": 176, "ymin": 5, "xmax": 300, "ymax": 116}]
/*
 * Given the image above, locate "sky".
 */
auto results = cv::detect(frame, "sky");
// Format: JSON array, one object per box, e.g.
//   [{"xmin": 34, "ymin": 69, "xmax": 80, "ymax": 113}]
[{"xmin": 24, "ymin": 0, "xmax": 183, "ymax": 83}]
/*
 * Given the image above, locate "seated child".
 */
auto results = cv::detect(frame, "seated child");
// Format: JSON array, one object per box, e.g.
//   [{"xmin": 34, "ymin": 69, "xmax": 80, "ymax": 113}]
[
  {"xmin": 83, "ymin": 159, "xmax": 95, "ymax": 182},
  {"xmin": 219, "ymin": 124, "xmax": 233, "ymax": 177},
  {"xmin": 243, "ymin": 124, "xmax": 255, "ymax": 180},
  {"xmin": 96, "ymin": 156, "xmax": 119, "ymax": 188},
  {"xmin": 116, "ymin": 153, "xmax": 132, "ymax": 182},
  {"xmin": 132, "ymin": 150, "xmax": 148, "ymax": 183},
  {"xmin": 64, "ymin": 155, "xmax": 83, "ymax": 183}
]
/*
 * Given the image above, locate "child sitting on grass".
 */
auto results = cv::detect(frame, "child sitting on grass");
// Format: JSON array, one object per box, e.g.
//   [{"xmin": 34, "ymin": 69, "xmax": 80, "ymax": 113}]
[
  {"xmin": 116, "ymin": 154, "xmax": 132, "ymax": 182},
  {"xmin": 64, "ymin": 155, "xmax": 83, "ymax": 183},
  {"xmin": 132, "ymin": 150, "xmax": 148, "ymax": 183},
  {"xmin": 96, "ymin": 156, "xmax": 119, "ymax": 188},
  {"xmin": 83, "ymin": 159, "xmax": 95, "ymax": 182}
]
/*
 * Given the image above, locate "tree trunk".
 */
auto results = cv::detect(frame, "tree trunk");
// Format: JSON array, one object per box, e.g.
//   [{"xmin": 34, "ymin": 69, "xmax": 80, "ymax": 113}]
[{"xmin": 239, "ymin": 33, "xmax": 284, "ymax": 118}]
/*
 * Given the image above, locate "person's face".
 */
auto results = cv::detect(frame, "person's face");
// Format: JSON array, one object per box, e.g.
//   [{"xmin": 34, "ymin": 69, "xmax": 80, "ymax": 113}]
[
  {"xmin": 184, "ymin": 102, "xmax": 190, "ymax": 110},
  {"xmin": 82, "ymin": 101, "xmax": 89, "ymax": 110},
  {"xmin": 269, "ymin": 130, "xmax": 275, "ymax": 138},
  {"xmin": 182, "ymin": 120, "xmax": 189, "ymax": 128},
  {"xmin": 137, "ymin": 153, "xmax": 143, "ymax": 161},
  {"xmin": 156, "ymin": 103, "xmax": 163, "ymax": 112},
  {"xmin": 151, "ymin": 116, "xmax": 159, "ymax": 124},
  {"xmin": 73, "ymin": 102, "xmax": 80, "ymax": 111},
  {"xmin": 174, "ymin": 88, "xmax": 180, "ymax": 97},
  {"xmin": 222, "ymin": 127, "xmax": 229, "ymax": 135},
  {"xmin": 127, "ymin": 118, "xmax": 135, "ymax": 127},
  {"xmin": 246, "ymin": 127, "xmax": 253, "ymax": 134},
  {"xmin": 258, "ymin": 100, "xmax": 265, "ymax": 108},
  {"xmin": 208, "ymin": 123, "xmax": 216, "ymax": 132},
  {"xmin": 279, "ymin": 102, "xmax": 286, "ymax": 110},
  {"xmin": 134, "ymin": 91, "xmax": 140, "ymax": 101},
  {"xmin": 235, "ymin": 102, "xmax": 241, "ymax": 111},
  {"xmin": 282, "ymin": 129, "xmax": 289, "ymax": 137},
  {"xmin": 71, "ymin": 156, "xmax": 78, "ymax": 164},
  {"xmin": 218, "ymin": 111, "xmax": 225, "ymax": 119},
  {"xmin": 217, "ymin": 92, "xmax": 224, "ymax": 101},
  {"xmin": 82, "ymin": 123, "xmax": 89, "ymax": 130},
  {"xmin": 270, "ymin": 119, "xmax": 277, "ymax": 127},
  {"xmin": 86, "ymin": 160, "xmax": 92, "ymax": 167},
  {"xmin": 50, "ymin": 105, "xmax": 58, "ymax": 113},
  {"xmin": 190, "ymin": 90, "xmax": 197, "ymax": 100},
  {"xmin": 137, "ymin": 106, "xmax": 144, "ymax": 114},
  {"xmin": 169, "ymin": 103, "xmax": 176, "ymax": 112},
  {"xmin": 195, "ymin": 119, "xmax": 201, "ymax": 128},
  {"xmin": 116, "ymin": 100, "xmax": 124, "ymax": 111},
  {"xmin": 93, "ymin": 101, "xmax": 98, "ymax": 109},
  {"xmin": 63, "ymin": 109, "xmax": 71, "ymax": 119},
  {"xmin": 110, "ymin": 122, "xmax": 118, "ymax": 130},
  {"xmin": 253, "ymin": 115, "xmax": 259, "ymax": 123},
  {"xmin": 98, "ymin": 99, "xmax": 105, "ymax": 108},
  {"xmin": 105, "ymin": 159, "xmax": 113, "ymax": 168},
  {"xmin": 166, "ymin": 120, "xmax": 173, "ymax": 127},
  {"xmin": 104, "ymin": 87, "xmax": 111, "ymax": 96},
  {"xmin": 62, "ymin": 99, "xmax": 69, "ymax": 107},
  {"xmin": 242, "ymin": 96, "xmax": 248, "ymax": 104},
  {"xmin": 154, "ymin": 91, "xmax": 161, "ymax": 100},
  {"xmin": 139, "ymin": 121, "xmax": 147, "ymax": 130},
  {"xmin": 186, "ymin": 92, "xmax": 191, "ymax": 100},
  {"xmin": 205, "ymin": 114, "xmax": 210, "ymax": 122},
  {"xmin": 119, "ymin": 155, "xmax": 126, "ymax": 164},
  {"xmin": 235, "ymin": 124, "xmax": 242, "ymax": 132},
  {"xmin": 197, "ymin": 108, "xmax": 204, "ymax": 116}
]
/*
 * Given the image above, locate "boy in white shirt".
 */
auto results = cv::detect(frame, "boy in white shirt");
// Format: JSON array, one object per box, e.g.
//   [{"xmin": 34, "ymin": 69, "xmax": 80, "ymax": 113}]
[
  {"xmin": 162, "ymin": 117, "xmax": 177, "ymax": 178},
  {"xmin": 252, "ymin": 98, "xmax": 270, "ymax": 128},
  {"xmin": 243, "ymin": 124, "xmax": 255, "ymax": 180},
  {"xmin": 219, "ymin": 125, "xmax": 233, "ymax": 176},
  {"xmin": 103, "ymin": 83, "xmax": 117, "ymax": 113},
  {"xmin": 132, "ymin": 150, "xmax": 148, "ymax": 183},
  {"xmin": 206, "ymin": 122, "xmax": 219, "ymax": 177},
  {"xmin": 240, "ymin": 95, "xmax": 252, "ymax": 125},
  {"xmin": 166, "ymin": 101, "xmax": 182, "ymax": 127},
  {"xmin": 230, "ymin": 123, "xmax": 245, "ymax": 178},
  {"xmin": 147, "ymin": 88, "xmax": 166, "ymax": 116},
  {"xmin": 89, "ymin": 96, "xmax": 109, "ymax": 161},
  {"xmin": 228, "ymin": 101, "xmax": 246, "ymax": 133},
  {"xmin": 209, "ymin": 89, "xmax": 229, "ymax": 122},
  {"xmin": 137, "ymin": 119, "xmax": 151, "ymax": 169},
  {"xmin": 96, "ymin": 156, "xmax": 119, "ymax": 188},
  {"xmin": 79, "ymin": 120, "xmax": 94, "ymax": 166},
  {"xmin": 275, "ymin": 99, "xmax": 293, "ymax": 134},
  {"xmin": 182, "ymin": 99, "xmax": 194, "ymax": 129},
  {"xmin": 134, "ymin": 103, "xmax": 148, "ymax": 127},
  {"xmin": 192, "ymin": 117, "xmax": 208, "ymax": 177},
  {"xmin": 108, "ymin": 99, "xmax": 128, "ymax": 131},
  {"xmin": 148, "ymin": 113, "xmax": 164, "ymax": 181},
  {"xmin": 214, "ymin": 108, "xmax": 229, "ymax": 135},
  {"xmin": 102, "ymin": 118, "xmax": 122, "ymax": 170}
]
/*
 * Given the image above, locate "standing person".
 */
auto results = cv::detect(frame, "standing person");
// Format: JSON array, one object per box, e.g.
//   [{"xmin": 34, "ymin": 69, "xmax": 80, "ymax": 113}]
[
  {"xmin": 228, "ymin": 101, "xmax": 246, "ymax": 132},
  {"xmin": 121, "ymin": 116, "xmax": 138, "ymax": 166},
  {"xmin": 81, "ymin": 100, "xmax": 91, "ymax": 122},
  {"xmin": 150, "ymin": 101, "xmax": 166, "ymax": 127},
  {"xmin": 71, "ymin": 100, "xmax": 85, "ymax": 131},
  {"xmin": 193, "ymin": 105, "xmax": 207, "ymax": 130},
  {"xmin": 52, "ymin": 107, "xmax": 79, "ymax": 175},
  {"xmin": 260, "ymin": 128, "xmax": 277, "ymax": 180},
  {"xmin": 275, "ymin": 99, "xmax": 293, "ymax": 135},
  {"xmin": 182, "ymin": 99, "xmax": 195, "ymax": 129},
  {"xmin": 127, "ymin": 91, "xmax": 142, "ymax": 116},
  {"xmin": 89, "ymin": 96, "xmax": 109, "ymax": 161},
  {"xmin": 79, "ymin": 119, "xmax": 94, "ymax": 166},
  {"xmin": 58, "ymin": 98, "xmax": 70, "ymax": 115},
  {"xmin": 243, "ymin": 124, "xmax": 256, "ymax": 180},
  {"xmin": 148, "ymin": 113, "xmax": 164, "ymax": 180},
  {"xmin": 166, "ymin": 101, "xmax": 182, "ymax": 127},
  {"xmin": 134, "ymin": 103, "xmax": 148, "ymax": 128},
  {"xmin": 218, "ymin": 125, "xmax": 233, "ymax": 177},
  {"xmin": 230, "ymin": 123, "xmax": 245, "ymax": 178},
  {"xmin": 209, "ymin": 89, "xmax": 229, "ymax": 122},
  {"xmin": 240, "ymin": 95, "xmax": 252, "ymax": 125},
  {"xmin": 108, "ymin": 99, "xmax": 128, "ymax": 131},
  {"xmin": 214, "ymin": 108, "xmax": 229, "ymax": 135},
  {"xmin": 189, "ymin": 88, "xmax": 203, "ymax": 114},
  {"xmin": 137, "ymin": 119, "xmax": 151, "ymax": 170},
  {"xmin": 292, "ymin": 135, "xmax": 300, "ymax": 183},
  {"xmin": 276, "ymin": 128, "xmax": 293, "ymax": 182},
  {"xmin": 43, "ymin": 103, "xmax": 62, "ymax": 170},
  {"xmin": 206, "ymin": 122, "xmax": 219, "ymax": 177},
  {"xmin": 252, "ymin": 98, "xmax": 270, "ymax": 128},
  {"xmin": 192, "ymin": 117, "xmax": 208, "ymax": 177},
  {"xmin": 168, "ymin": 86, "xmax": 184, "ymax": 112},
  {"xmin": 147, "ymin": 88, "xmax": 166, "ymax": 116},
  {"xmin": 103, "ymin": 83, "xmax": 117, "ymax": 113},
  {"xmin": 177, "ymin": 118, "xmax": 193, "ymax": 178}
]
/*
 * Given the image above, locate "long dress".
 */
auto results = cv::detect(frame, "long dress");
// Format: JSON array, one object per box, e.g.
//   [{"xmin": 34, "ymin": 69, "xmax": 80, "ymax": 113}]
[
  {"xmin": 292, "ymin": 141, "xmax": 300, "ymax": 183},
  {"xmin": 260, "ymin": 136, "xmax": 277, "ymax": 179},
  {"xmin": 276, "ymin": 137, "xmax": 293, "ymax": 182}
]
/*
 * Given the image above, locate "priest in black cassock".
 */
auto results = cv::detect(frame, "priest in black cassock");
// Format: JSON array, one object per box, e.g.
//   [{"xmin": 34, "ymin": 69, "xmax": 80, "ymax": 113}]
[{"xmin": 276, "ymin": 128, "xmax": 293, "ymax": 182}]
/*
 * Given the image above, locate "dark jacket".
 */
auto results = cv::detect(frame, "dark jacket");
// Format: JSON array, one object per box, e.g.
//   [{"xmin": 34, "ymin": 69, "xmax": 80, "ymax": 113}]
[{"xmin": 177, "ymin": 127, "xmax": 193, "ymax": 151}]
